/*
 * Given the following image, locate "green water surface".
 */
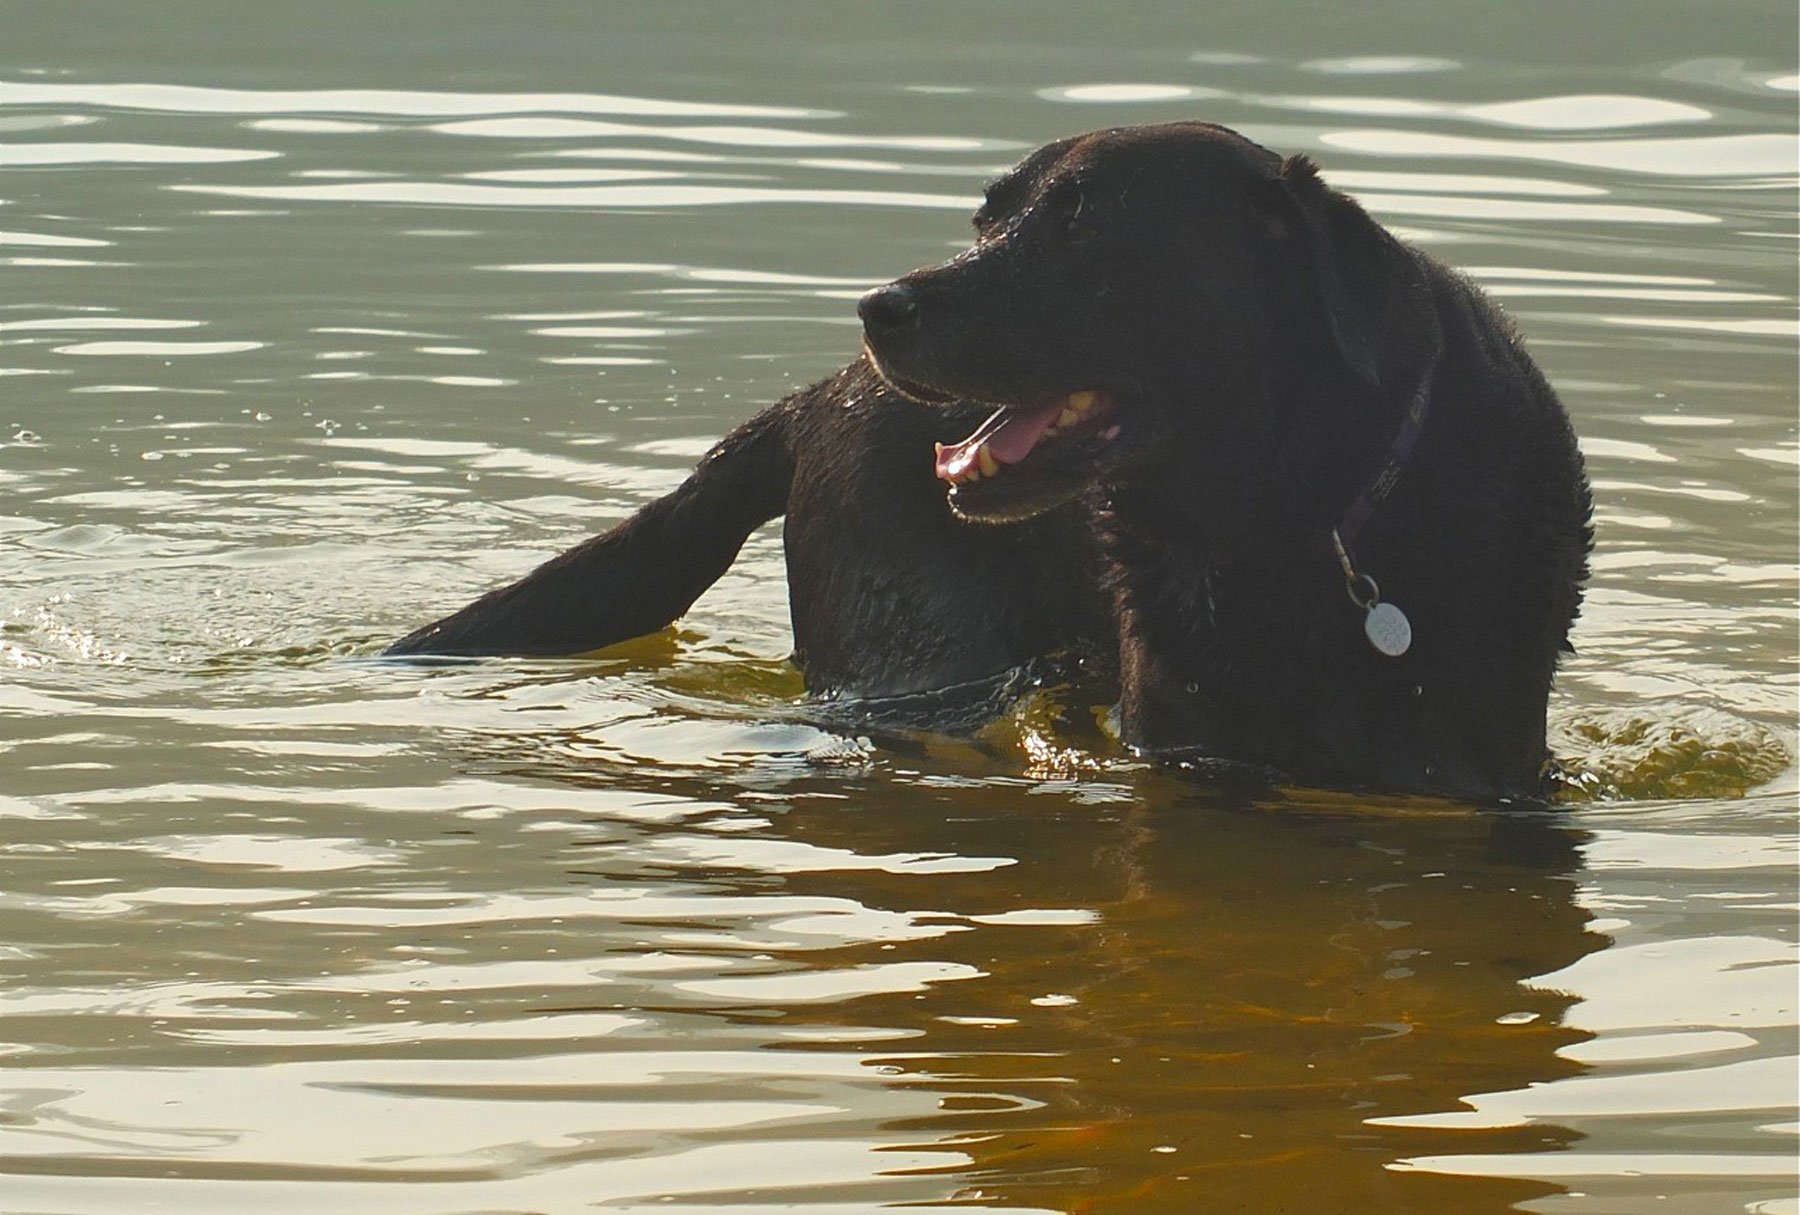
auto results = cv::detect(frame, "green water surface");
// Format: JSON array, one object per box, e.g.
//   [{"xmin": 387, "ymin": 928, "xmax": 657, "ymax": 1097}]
[{"xmin": 1, "ymin": 4, "xmax": 1795, "ymax": 1212}]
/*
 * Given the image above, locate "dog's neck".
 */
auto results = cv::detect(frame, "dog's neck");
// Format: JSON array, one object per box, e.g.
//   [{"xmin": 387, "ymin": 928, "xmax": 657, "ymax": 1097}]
[
  {"xmin": 1111, "ymin": 252, "xmax": 1445, "ymax": 560},
  {"xmin": 1108, "ymin": 375, "xmax": 1422, "ymax": 556},
  {"xmin": 1098, "ymin": 326, "xmax": 1448, "ymax": 772}
]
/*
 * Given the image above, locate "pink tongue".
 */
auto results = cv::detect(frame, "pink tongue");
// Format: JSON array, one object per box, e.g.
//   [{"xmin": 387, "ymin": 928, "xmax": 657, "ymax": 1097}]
[{"xmin": 934, "ymin": 398, "xmax": 1065, "ymax": 481}]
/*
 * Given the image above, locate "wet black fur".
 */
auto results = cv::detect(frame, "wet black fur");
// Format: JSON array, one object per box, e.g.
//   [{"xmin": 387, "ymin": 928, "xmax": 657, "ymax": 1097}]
[
  {"xmin": 385, "ymin": 359, "xmax": 1109, "ymax": 700},
  {"xmin": 860, "ymin": 122, "xmax": 1593, "ymax": 799}
]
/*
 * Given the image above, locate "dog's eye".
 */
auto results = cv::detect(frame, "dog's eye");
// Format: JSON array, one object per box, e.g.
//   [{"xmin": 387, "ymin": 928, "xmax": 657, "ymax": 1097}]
[
  {"xmin": 1061, "ymin": 194, "xmax": 1101, "ymax": 243},
  {"xmin": 1064, "ymin": 214, "xmax": 1102, "ymax": 243}
]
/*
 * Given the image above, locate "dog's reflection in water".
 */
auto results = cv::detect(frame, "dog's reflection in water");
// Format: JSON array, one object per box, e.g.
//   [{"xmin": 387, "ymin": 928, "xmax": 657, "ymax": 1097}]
[{"xmin": 760, "ymin": 769, "xmax": 1598, "ymax": 1214}]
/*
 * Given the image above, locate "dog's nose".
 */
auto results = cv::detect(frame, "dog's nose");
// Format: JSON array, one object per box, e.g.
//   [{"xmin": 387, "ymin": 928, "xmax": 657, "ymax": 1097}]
[{"xmin": 858, "ymin": 283, "xmax": 920, "ymax": 335}]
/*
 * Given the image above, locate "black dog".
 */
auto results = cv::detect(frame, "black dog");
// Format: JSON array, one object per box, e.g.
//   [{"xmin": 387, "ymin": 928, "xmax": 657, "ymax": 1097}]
[
  {"xmin": 859, "ymin": 122, "xmax": 1592, "ymax": 800},
  {"xmin": 385, "ymin": 358, "xmax": 1110, "ymax": 703}
]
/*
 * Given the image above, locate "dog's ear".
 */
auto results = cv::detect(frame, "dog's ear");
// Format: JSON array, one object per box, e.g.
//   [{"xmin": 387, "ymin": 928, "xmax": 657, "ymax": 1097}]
[{"xmin": 1262, "ymin": 155, "xmax": 1392, "ymax": 387}]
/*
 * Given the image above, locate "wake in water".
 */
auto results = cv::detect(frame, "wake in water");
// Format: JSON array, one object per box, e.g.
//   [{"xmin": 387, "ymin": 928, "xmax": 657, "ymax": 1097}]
[
  {"xmin": 976, "ymin": 684, "xmax": 1793, "ymax": 805},
  {"xmin": 1548, "ymin": 703, "xmax": 1790, "ymax": 802}
]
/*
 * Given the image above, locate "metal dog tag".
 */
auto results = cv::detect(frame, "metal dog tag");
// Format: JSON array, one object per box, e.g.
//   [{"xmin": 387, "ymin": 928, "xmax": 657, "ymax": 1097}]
[{"xmin": 1363, "ymin": 601, "xmax": 1413, "ymax": 657}]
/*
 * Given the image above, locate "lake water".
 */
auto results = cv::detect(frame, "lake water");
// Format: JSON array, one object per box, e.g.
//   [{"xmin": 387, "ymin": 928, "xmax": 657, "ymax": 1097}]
[{"xmin": 1, "ymin": 4, "xmax": 1796, "ymax": 1213}]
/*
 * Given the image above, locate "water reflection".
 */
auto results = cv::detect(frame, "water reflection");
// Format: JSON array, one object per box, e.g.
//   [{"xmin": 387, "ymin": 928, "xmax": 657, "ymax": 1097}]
[
  {"xmin": 1, "ymin": 732, "xmax": 1606, "ymax": 1210},
  {"xmin": 173, "ymin": 180, "xmax": 978, "ymax": 210},
  {"xmin": 0, "ymin": 6, "xmax": 1794, "ymax": 1211},
  {"xmin": 0, "ymin": 80, "xmax": 821, "ymax": 120},
  {"xmin": 1320, "ymin": 129, "xmax": 1798, "ymax": 177},
  {"xmin": 507, "ymin": 752, "xmax": 1603, "ymax": 1212}
]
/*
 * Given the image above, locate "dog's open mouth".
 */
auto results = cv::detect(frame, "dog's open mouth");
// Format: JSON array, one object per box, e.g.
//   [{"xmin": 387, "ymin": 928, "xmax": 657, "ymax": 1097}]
[{"xmin": 934, "ymin": 389, "xmax": 1124, "ymax": 522}]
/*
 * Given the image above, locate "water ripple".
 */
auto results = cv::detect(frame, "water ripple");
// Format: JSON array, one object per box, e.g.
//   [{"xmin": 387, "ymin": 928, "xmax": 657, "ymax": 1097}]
[
  {"xmin": 1320, "ymin": 130, "xmax": 1799, "ymax": 177},
  {"xmin": 172, "ymin": 181, "xmax": 974, "ymax": 210},
  {"xmin": 0, "ymin": 25, "xmax": 1793, "ymax": 1215},
  {"xmin": 0, "ymin": 80, "xmax": 823, "ymax": 120},
  {"xmin": 0, "ymin": 142, "xmax": 278, "ymax": 165},
  {"xmin": 432, "ymin": 116, "xmax": 997, "ymax": 150}
]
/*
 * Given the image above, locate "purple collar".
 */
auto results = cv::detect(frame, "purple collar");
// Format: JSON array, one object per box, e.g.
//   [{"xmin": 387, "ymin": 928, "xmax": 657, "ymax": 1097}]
[{"xmin": 1328, "ymin": 354, "xmax": 1440, "ymax": 654}]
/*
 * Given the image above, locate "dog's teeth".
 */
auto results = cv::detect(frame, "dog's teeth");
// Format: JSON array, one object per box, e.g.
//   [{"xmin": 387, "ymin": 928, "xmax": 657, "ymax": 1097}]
[
  {"xmin": 941, "ymin": 445, "xmax": 977, "ymax": 481},
  {"xmin": 1057, "ymin": 407, "xmax": 1080, "ymax": 426},
  {"xmin": 976, "ymin": 445, "xmax": 1000, "ymax": 478},
  {"xmin": 1067, "ymin": 390, "xmax": 1097, "ymax": 414},
  {"xmin": 1101, "ymin": 425, "xmax": 1121, "ymax": 441}
]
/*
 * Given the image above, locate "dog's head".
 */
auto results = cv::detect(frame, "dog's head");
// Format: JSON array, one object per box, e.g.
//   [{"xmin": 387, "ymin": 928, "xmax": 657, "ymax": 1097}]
[{"xmin": 860, "ymin": 122, "xmax": 1406, "ymax": 523}]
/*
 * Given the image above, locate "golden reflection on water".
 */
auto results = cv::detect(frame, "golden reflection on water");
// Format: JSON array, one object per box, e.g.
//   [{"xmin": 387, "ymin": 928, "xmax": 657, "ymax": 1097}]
[
  {"xmin": 430, "ymin": 705, "xmax": 1607, "ymax": 1212},
  {"xmin": 757, "ymin": 775, "xmax": 1599, "ymax": 1213}
]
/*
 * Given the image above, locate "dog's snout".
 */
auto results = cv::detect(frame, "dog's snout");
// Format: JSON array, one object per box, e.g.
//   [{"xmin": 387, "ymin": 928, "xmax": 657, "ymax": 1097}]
[{"xmin": 858, "ymin": 283, "xmax": 920, "ymax": 335}]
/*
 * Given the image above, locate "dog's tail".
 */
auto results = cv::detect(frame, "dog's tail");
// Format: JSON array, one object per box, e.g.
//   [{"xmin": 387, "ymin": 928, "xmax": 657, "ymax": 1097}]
[{"xmin": 384, "ymin": 401, "xmax": 795, "ymax": 657}]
